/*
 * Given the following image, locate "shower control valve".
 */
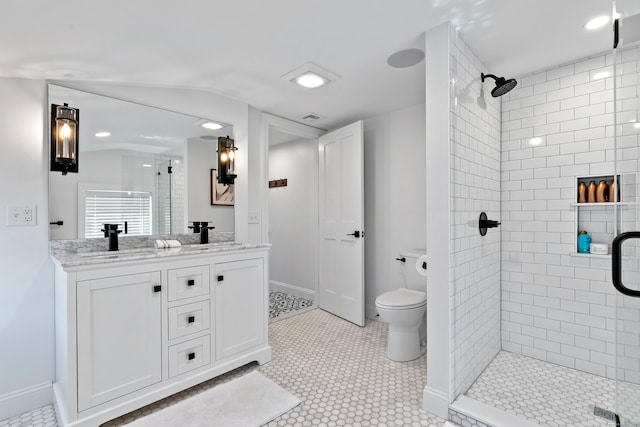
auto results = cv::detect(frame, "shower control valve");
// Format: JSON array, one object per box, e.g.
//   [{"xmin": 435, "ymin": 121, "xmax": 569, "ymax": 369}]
[{"xmin": 479, "ymin": 212, "xmax": 501, "ymax": 236}]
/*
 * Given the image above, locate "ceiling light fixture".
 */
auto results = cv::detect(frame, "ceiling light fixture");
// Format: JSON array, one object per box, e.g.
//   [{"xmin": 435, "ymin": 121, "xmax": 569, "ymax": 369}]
[
  {"xmin": 282, "ymin": 62, "xmax": 340, "ymax": 89},
  {"xmin": 584, "ymin": 15, "xmax": 610, "ymax": 31},
  {"xmin": 95, "ymin": 131, "xmax": 111, "ymax": 138},
  {"xmin": 201, "ymin": 121, "xmax": 223, "ymax": 130}
]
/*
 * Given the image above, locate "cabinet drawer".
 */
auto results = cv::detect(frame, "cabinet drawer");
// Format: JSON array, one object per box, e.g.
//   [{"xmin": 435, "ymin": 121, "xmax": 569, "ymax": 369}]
[
  {"xmin": 168, "ymin": 301, "xmax": 210, "ymax": 340},
  {"xmin": 168, "ymin": 335, "xmax": 211, "ymax": 378},
  {"xmin": 168, "ymin": 265, "xmax": 210, "ymax": 301}
]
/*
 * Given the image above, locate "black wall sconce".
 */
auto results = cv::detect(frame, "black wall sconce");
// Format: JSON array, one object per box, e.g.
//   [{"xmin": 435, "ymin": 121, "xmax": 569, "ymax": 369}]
[
  {"xmin": 217, "ymin": 136, "xmax": 237, "ymax": 185},
  {"xmin": 51, "ymin": 103, "xmax": 79, "ymax": 175}
]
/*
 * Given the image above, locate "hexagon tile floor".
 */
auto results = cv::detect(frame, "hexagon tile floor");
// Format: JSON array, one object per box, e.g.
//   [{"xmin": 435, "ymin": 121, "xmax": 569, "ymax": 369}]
[
  {"xmin": 1, "ymin": 309, "xmax": 446, "ymax": 427},
  {"xmin": 465, "ymin": 351, "xmax": 617, "ymax": 427}
]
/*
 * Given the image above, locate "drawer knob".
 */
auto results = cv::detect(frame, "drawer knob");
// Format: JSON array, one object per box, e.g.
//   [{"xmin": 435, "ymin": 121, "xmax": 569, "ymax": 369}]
[
  {"xmin": 153, "ymin": 285, "xmax": 161, "ymax": 293},
  {"xmin": 187, "ymin": 279, "xmax": 195, "ymax": 287},
  {"xmin": 187, "ymin": 315, "xmax": 195, "ymax": 324},
  {"xmin": 188, "ymin": 352, "xmax": 195, "ymax": 360}
]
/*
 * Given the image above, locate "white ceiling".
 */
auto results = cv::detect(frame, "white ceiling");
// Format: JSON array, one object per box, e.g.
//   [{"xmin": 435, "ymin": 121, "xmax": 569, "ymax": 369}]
[{"xmin": 2, "ymin": 1, "xmax": 632, "ymax": 130}]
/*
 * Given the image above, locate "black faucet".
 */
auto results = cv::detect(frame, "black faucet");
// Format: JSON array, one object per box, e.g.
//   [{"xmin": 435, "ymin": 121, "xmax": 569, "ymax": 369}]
[
  {"xmin": 188, "ymin": 221, "xmax": 202, "ymax": 234},
  {"xmin": 101, "ymin": 224, "xmax": 122, "ymax": 251},
  {"xmin": 198, "ymin": 221, "xmax": 215, "ymax": 244}
]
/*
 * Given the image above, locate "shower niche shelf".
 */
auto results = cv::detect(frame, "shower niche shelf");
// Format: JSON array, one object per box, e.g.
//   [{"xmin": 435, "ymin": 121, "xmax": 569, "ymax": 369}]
[{"xmin": 571, "ymin": 174, "xmax": 637, "ymax": 256}]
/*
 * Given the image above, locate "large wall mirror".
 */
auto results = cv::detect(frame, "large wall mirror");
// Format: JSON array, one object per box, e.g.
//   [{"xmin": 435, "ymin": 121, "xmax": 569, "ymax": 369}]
[{"xmin": 48, "ymin": 84, "xmax": 235, "ymax": 240}]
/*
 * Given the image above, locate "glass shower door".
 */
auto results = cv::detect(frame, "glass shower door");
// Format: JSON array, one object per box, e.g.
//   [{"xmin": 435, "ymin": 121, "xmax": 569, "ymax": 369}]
[{"xmin": 613, "ymin": 1, "xmax": 640, "ymax": 424}]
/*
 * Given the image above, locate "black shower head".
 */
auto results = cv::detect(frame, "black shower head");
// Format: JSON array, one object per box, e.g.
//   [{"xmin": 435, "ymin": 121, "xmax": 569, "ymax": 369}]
[{"xmin": 481, "ymin": 73, "xmax": 518, "ymax": 97}]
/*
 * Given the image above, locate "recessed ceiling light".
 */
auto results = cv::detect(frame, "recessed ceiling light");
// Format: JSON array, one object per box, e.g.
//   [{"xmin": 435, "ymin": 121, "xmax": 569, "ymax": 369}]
[
  {"xmin": 294, "ymin": 72, "xmax": 328, "ymax": 89},
  {"xmin": 200, "ymin": 122, "xmax": 222, "ymax": 130},
  {"xmin": 142, "ymin": 164, "xmax": 152, "ymax": 168},
  {"xmin": 387, "ymin": 48, "xmax": 425, "ymax": 68},
  {"xmin": 584, "ymin": 15, "xmax": 610, "ymax": 31},
  {"xmin": 593, "ymin": 70, "xmax": 611, "ymax": 80},
  {"xmin": 95, "ymin": 131, "xmax": 111, "ymax": 137},
  {"xmin": 282, "ymin": 62, "xmax": 340, "ymax": 89}
]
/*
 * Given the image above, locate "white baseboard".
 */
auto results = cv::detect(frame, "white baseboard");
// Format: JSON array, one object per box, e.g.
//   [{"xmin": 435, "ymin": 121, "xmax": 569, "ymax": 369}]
[
  {"xmin": 269, "ymin": 280, "xmax": 315, "ymax": 301},
  {"xmin": 423, "ymin": 385, "xmax": 449, "ymax": 419},
  {"xmin": 0, "ymin": 382, "xmax": 52, "ymax": 420}
]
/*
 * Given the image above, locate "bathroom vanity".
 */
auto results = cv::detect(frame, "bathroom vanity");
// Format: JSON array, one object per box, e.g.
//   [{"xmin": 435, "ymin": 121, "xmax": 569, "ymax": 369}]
[{"xmin": 50, "ymin": 242, "xmax": 271, "ymax": 427}]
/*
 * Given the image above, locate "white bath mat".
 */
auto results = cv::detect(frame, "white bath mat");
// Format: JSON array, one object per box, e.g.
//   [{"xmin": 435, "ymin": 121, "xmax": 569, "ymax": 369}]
[{"xmin": 126, "ymin": 371, "xmax": 300, "ymax": 427}]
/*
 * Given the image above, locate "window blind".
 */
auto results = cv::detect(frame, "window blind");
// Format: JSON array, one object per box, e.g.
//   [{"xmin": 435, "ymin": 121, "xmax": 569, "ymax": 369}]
[{"xmin": 84, "ymin": 190, "xmax": 152, "ymax": 238}]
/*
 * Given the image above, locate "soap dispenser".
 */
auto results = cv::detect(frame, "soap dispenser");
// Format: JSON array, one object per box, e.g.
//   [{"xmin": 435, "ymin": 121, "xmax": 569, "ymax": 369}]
[{"xmin": 577, "ymin": 230, "xmax": 591, "ymax": 254}]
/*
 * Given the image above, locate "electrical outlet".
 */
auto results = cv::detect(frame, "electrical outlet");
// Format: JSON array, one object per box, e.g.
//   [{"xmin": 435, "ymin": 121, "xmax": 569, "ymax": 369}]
[
  {"xmin": 6, "ymin": 205, "xmax": 36, "ymax": 226},
  {"xmin": 248, "ymin": 212, "xmax": 260, "ymax": 224}
]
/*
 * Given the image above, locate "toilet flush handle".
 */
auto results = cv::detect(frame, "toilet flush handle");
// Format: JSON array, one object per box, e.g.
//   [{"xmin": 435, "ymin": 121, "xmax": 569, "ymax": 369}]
[{"xmin": 395, "ymin": 257, "xmax": 406, "ymax": 262}]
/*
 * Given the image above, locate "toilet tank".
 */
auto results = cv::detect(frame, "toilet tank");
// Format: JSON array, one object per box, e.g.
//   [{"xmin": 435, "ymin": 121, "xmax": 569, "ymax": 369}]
[{"xmin": 400, "ymin": 249, "xmax": 427, "ymax": 290}]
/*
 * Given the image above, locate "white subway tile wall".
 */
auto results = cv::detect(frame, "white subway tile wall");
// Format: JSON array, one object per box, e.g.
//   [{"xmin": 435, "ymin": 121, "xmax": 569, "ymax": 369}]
[
  {"xmin": 449, "ymin": 28, "xmax": 502, "ymax": 397},
  {"xmin": 500, "ymin": 45, "xmax": 640, "ymax": 380}
]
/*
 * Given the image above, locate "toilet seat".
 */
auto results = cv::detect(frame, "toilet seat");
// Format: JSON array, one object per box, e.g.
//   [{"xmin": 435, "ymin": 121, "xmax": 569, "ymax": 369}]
[{"xmin": 376, "ymin": 288, "xmax": 426, "ymax": 310}]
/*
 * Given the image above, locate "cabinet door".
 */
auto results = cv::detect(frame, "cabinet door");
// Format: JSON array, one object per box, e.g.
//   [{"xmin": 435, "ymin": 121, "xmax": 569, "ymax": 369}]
[
  {"xmin": 77, "ymin": 272, "xmax": 162, "ymax": 411},
  {"xmin": 214, "ymin": 259, "xmax": 265, "ymax": 360}
]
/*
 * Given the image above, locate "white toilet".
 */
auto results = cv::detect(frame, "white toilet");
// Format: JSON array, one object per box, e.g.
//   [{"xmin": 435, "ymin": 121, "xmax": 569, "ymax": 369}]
[{"xmin": 375, "ymin": 249, "xmax": 427, "ymax": 362}]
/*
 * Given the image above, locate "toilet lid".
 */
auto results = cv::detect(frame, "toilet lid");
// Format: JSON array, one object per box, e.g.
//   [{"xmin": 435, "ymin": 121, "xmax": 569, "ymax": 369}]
[{"xmin": 376, "ymin": 288, "xmax": 426, "ymax": 309}]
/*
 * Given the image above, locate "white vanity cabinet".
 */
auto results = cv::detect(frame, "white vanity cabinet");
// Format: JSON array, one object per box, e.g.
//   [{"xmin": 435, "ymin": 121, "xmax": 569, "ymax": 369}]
[
  {"xmin": 52, "ymin": 246, "xmax": 270, "ymax": 427},
  {"xmin": 214, "ymin": 259, "xmax": 265, "ymax": 360},
  {"xmin": 76, "ymin": 272, "xmax": 162, "ymax": 411}
]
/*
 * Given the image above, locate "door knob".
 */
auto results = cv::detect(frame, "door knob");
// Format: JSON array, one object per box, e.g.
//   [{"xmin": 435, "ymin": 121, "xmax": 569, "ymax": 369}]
[{"xmin": 346, "ymin": 231, "xmax": 361, "ymax": 238}]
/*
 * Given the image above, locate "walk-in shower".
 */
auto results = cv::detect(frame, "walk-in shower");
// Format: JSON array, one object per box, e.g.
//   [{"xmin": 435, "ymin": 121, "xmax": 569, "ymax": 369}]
[{"xmin": 445, "ymin": 3, "xmax": 640, "ymax": 426}]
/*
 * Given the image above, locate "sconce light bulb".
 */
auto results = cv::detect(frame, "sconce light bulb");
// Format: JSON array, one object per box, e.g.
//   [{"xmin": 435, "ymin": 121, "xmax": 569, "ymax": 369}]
[
  {"xmin": 220, "ymin": 152, "xmax": 228, "ymax": 162},
  {"xmin": 60, "ymin": 122, "xmax": 71, "ymax": 139},
  {"xmin": 228, "ymin": 150, "xmax": 235, "ymax": 161}
]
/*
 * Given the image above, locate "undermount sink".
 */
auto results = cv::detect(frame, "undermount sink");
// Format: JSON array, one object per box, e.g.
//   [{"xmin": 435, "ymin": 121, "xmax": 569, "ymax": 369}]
[
  {"xmin": 77, "ymin": 248, "xmax": 157, "ymax": 258},
  {"xmin": 182, "ymin": 242, "xmax": 244, "ymax": 250}
]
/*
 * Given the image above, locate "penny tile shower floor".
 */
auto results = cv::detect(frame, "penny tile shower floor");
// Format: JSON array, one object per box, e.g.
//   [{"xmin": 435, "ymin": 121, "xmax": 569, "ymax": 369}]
[
  {"xmin": 1, "ymin": 309, "xmax": 445, "ymax": 427},
  {"xmin": 465, "ymin": 351, "xmax": 619, "ymax": 427}
]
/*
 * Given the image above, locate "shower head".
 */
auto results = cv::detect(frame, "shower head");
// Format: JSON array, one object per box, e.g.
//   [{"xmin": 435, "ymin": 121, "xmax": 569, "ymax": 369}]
[{"xmin": 481, "ymin": 73, "xmax": 518, "ymax": 97}]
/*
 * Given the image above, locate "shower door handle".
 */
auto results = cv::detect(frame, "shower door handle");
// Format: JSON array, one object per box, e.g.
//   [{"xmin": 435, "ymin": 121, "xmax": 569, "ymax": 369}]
[{"xmin": 612, "ymin": 231, "xmax": 640, "ymax": 298}]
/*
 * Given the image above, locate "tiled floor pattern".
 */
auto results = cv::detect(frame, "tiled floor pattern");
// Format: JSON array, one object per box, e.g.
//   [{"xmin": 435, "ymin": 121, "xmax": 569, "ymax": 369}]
[
  {"xmin": 269, "ymin": 290, "xmax": 314, "ymax": 320},
  {"xmin": 2, "ymin": 309, "xmax": 445, "ymax": 427},
  {"xmin": 465, "ymin": 351, "xmax": 616, "ymax": 427},
  {"xmin": 0, "ymin": 405, "xmax": 57, "ymax": 427}
]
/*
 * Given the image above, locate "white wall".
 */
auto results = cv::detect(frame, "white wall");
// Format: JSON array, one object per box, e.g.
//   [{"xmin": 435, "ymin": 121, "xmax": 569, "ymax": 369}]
[
  {"xmin": 500, "ymin": 47, "xmax": 640, "ymax": 379},
  {"xmin": 423, "ymin": 23, "xmax": 452, "ymax": 418},
  {"xmin": 363, "ymin": 104, "xmax": 426, "ymax": 319},
  {"xmin": 268, "ymin": 139, "xmax": 317, "ymax": 297},
  {"xmin": 0, "ymin": 78, "xmax": 53, "ymax": 418},
  {"xmin": 449, "ymin": 27, "xmax": 502, "ymax": 398},
  {"xmin": 186, "ymin": 138, "xmax": 234, "ymax": 232}
]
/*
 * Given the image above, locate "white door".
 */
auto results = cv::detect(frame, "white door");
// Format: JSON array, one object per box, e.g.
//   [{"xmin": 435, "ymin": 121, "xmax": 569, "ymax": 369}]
[{"xmin": 318, "ymin": 120, "xmax": 365, "ymax": 326}]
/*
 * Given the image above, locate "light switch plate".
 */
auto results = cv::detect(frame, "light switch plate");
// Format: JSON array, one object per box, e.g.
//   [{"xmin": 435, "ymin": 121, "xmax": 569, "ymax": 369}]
[
  {"xmin": 6, "ymin": 205, "xmax": 36, "ymax": 226},
  {"xmin": 248, "ymin": 212, "xmax": 260, "ymax": 224}
]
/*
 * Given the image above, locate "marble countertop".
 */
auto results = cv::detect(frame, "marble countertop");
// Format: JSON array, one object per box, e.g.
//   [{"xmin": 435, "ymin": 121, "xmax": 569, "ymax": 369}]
[{"xmin": 51, "ymin": 241, "xmax": 271, "ymax": 268}]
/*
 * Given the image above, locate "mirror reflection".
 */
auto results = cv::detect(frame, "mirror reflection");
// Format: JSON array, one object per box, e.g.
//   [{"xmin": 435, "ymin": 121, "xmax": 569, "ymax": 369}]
[{"xmin": 48, "ymin": 84, "xmax": 235, "ymax": 240}]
